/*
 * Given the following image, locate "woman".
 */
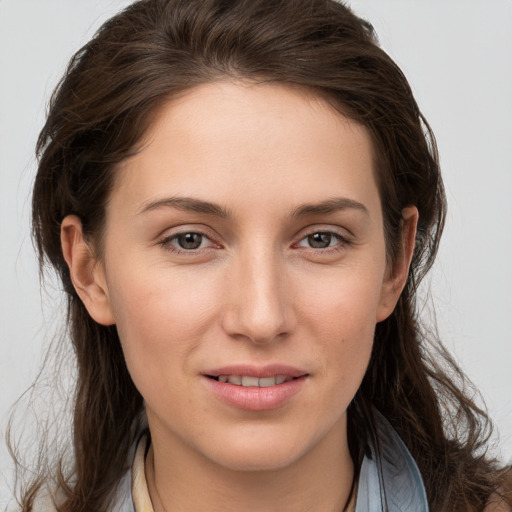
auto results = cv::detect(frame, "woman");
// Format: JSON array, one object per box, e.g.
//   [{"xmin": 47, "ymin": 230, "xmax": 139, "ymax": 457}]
[{"xmin": 9, "ymin": 0, "xmax": 511, "ymax": 510}]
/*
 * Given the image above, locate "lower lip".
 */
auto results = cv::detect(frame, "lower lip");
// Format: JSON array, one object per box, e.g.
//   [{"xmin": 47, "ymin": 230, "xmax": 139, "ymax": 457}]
[{"xmin": 202, "ymin": 376, "xmax": 307, "ymax": 411}]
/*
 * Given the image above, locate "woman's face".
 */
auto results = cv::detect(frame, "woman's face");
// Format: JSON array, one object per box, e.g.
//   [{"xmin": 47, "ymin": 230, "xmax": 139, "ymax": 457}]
[{"xmin": 71, "ymin": 82, "xmax": 410, "ymax": 472}]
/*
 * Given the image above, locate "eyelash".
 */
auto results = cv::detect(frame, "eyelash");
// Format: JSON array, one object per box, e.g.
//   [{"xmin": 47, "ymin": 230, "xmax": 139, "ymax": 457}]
[
  {"xmin": 294, "ymin": 230, "xmax": 353, "ymax": 253},
  {"xmin": 157, "ymin": 230, "xmax": 218, "ymax": 255},
  {"xmin": 157, "ymin": 229, "xmax": 353, "ymax": 256}
]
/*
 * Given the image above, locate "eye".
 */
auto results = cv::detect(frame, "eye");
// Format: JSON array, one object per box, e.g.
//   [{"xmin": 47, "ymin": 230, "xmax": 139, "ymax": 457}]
[
  {"xmin": 304, "ymin": 232, "xmax": 336, "ymax": 249},
  {"xmin": 175, "ymin": 232, "xmax": 207, "ymax": 250},
  {"xmin": 158, "ymin": 231, "xmax": 217, "ymax": 253},
  {"xmin": 297, "ymin": 232, "xmax": 345, "ymax": 249}
]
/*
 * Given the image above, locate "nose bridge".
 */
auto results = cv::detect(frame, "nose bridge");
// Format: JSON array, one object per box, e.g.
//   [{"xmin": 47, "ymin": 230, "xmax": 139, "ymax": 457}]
[{"xmin": 222, "ymin": 242, "xmax": 293, "ymax": 344}]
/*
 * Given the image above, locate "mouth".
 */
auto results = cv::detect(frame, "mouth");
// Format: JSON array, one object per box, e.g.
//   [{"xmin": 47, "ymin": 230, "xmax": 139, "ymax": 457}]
[
  {"xmin": 206, "ymin": 375, "xmax": 301, "ymax": 387},
  {"xmin": 203, "ymin": 368, "xmax": 308, "ymax": 410}
]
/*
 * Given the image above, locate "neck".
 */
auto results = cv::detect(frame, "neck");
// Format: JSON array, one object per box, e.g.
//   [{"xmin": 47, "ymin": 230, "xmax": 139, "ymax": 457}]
[{"xmin": 145, "ymin": 419, "xmax": 355, "ymax": 512}]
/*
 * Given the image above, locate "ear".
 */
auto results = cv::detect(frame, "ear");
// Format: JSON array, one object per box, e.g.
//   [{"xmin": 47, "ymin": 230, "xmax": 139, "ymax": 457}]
[
  {"xmin": 376, "ymin": 206, "xmax": 418, "ymax": 322},
  {"xmin": 61, "ymin": 215, "xmax": 116, "ymax": 326}
]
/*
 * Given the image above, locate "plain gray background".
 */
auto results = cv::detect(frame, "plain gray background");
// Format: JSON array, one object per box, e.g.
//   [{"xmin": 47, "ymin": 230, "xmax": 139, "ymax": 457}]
[{"xmin": 1, "ymin": 0, "xmax": 511, "ymax": 507}]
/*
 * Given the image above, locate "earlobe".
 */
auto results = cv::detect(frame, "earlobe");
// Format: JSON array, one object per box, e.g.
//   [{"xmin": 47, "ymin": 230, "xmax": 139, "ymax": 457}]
[
  {"xmin": 376, "ymin": 206, "xmax": 419, "ymax": 322},
  {"xmin": 61, "ymin": 215, "xmax": 116, "ymax": 326}
]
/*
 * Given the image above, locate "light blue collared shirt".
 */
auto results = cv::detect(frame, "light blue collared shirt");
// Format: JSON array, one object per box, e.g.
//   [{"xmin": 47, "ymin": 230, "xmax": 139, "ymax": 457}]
[{"xmin": 355, "ymin": 409, "xmax": 429, "ymax": 511}]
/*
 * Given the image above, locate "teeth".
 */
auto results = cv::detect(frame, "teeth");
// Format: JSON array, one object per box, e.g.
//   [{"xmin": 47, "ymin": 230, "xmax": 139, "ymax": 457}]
[
  {"xmin": 258, "ymin": 377, "xmax": 276, "ymax": 387},
  {"xmin": 241, "ymin": 376, "xmax": 259, "ymax": 387},
  {"xmin": 217, "ymin": 375, "xmax": 293, "ymax": 387},
  {"xmin": 228, "ymin": 375, "xmax": 242, "ymax": 385}
]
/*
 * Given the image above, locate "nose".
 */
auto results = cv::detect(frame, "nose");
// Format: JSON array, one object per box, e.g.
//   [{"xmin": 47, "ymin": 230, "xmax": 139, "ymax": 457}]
[{"xmin": 221, "ymin": 248, "xmax": 295, "ymax": 345}]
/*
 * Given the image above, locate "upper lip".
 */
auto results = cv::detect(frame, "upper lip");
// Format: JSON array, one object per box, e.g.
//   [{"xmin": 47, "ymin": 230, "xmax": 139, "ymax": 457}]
[{"xmin": 202, "ymin": 364, "xmax": 309, "ymax": 379}]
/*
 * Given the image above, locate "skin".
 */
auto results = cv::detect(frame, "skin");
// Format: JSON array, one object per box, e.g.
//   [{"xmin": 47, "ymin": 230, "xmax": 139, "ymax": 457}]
[{"xmin": 61, "ymin": 81, "xmax": 418, "ymax": 512}]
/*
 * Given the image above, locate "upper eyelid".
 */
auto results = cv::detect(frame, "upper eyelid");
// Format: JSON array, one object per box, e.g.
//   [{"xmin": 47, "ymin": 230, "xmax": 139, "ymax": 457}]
[
  {"xmin": 296, "ymin": 225, "xmax": 354, "ymax": 240},
  {"xmin": 295, "ymin": 232, "xmax": 349, "ymax": 247},
  {"xmin": 156, "ymin": 224, "xmax": 217, "ymax": 241},
  {"xmin": 162, "ymin": 231, "xmax": 214, "ymax": 243},
  {"xmin": 156, "ymin": 229, "xmax": 218, "ymax": 250}
]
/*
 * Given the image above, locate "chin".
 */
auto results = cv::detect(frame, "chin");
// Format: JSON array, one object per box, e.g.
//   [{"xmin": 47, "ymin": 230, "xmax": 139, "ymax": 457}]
[
  {"xmin": 211, "ymin": 445, "xmax": 306, "ymax": 473},
  {"xmin": 200, "ymin": 425, "xmax": 325, "ymax": 473}
]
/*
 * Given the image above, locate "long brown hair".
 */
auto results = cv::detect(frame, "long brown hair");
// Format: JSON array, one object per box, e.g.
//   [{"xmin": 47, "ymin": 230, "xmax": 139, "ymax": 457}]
[{"xmin": 14, "ymin": 0, "xmax": 511, "ymax": 510}]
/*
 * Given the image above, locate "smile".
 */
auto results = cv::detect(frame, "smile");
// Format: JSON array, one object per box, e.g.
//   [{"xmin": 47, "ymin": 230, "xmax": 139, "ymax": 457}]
[
  {"xmin": 208, "ymin": 375, "xmax": 296, "ymax": 387},
  {"xmin": 203, "ymin": 367, "xmax": 308, "ymax": 411}
]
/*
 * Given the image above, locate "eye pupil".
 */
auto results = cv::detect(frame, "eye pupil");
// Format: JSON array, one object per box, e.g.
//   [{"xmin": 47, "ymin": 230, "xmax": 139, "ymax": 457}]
[
  {"xmin": 308, "ymin": 233, "xmax": 332, "ymax": 248},
  {"xmin": 177, "ymin": 233, "xmax": 202, "ymax": 249}
]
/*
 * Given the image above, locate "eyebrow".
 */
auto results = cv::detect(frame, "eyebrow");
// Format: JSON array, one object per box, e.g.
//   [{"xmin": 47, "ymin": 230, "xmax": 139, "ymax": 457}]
[
  {"xmin": 138, "ymin": 197, "xmax": 230, "ymax": 217},
  {"xmin": 290, "ymin": 197, "xmax": 369, "ymax": 218},
  {"xmin": 137, "ymin": 196, "xmax": 368, "ymax": 218}
]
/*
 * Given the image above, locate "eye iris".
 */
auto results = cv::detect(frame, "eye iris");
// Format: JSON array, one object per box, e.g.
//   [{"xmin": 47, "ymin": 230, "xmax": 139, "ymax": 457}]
[
  {"xmin": 177, "ymin": 233, "xmax": 202, "ymax": 249},
  {"xmin": 308, "ymin": 233, "xmax": 332, "ymax": 248}
]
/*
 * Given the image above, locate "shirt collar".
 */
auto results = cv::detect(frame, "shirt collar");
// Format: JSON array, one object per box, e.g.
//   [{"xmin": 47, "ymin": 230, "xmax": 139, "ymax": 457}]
[{"xmin": 355, "ymin": 409, "xmax": 429, "ymax": 511}]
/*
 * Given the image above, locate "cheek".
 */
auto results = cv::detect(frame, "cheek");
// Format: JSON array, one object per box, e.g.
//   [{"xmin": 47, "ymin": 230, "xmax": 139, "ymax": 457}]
[
  {"xmin": 105, "ymin": 265, "xmax": 219, "ymax": 391},
  {"xmin": 108, "ymin": 257, "xmax": 218, "ymax": 333},
  {"xmin": 296, "ymin": 265, "xmax": 383, "ymax": 381},
  {"xmin": 300, "ymin": 263, "xmax": 385, "ymax": 333}
]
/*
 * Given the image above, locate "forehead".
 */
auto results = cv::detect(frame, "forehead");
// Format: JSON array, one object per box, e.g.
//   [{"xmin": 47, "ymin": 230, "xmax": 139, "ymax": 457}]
[
  {"xmin": 111, "ymin": 81, "xmax": 380, "ymax": 219},
  {"xmin": 141, "ymin": 81, "xmax": 372, "ymax": 157}
]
